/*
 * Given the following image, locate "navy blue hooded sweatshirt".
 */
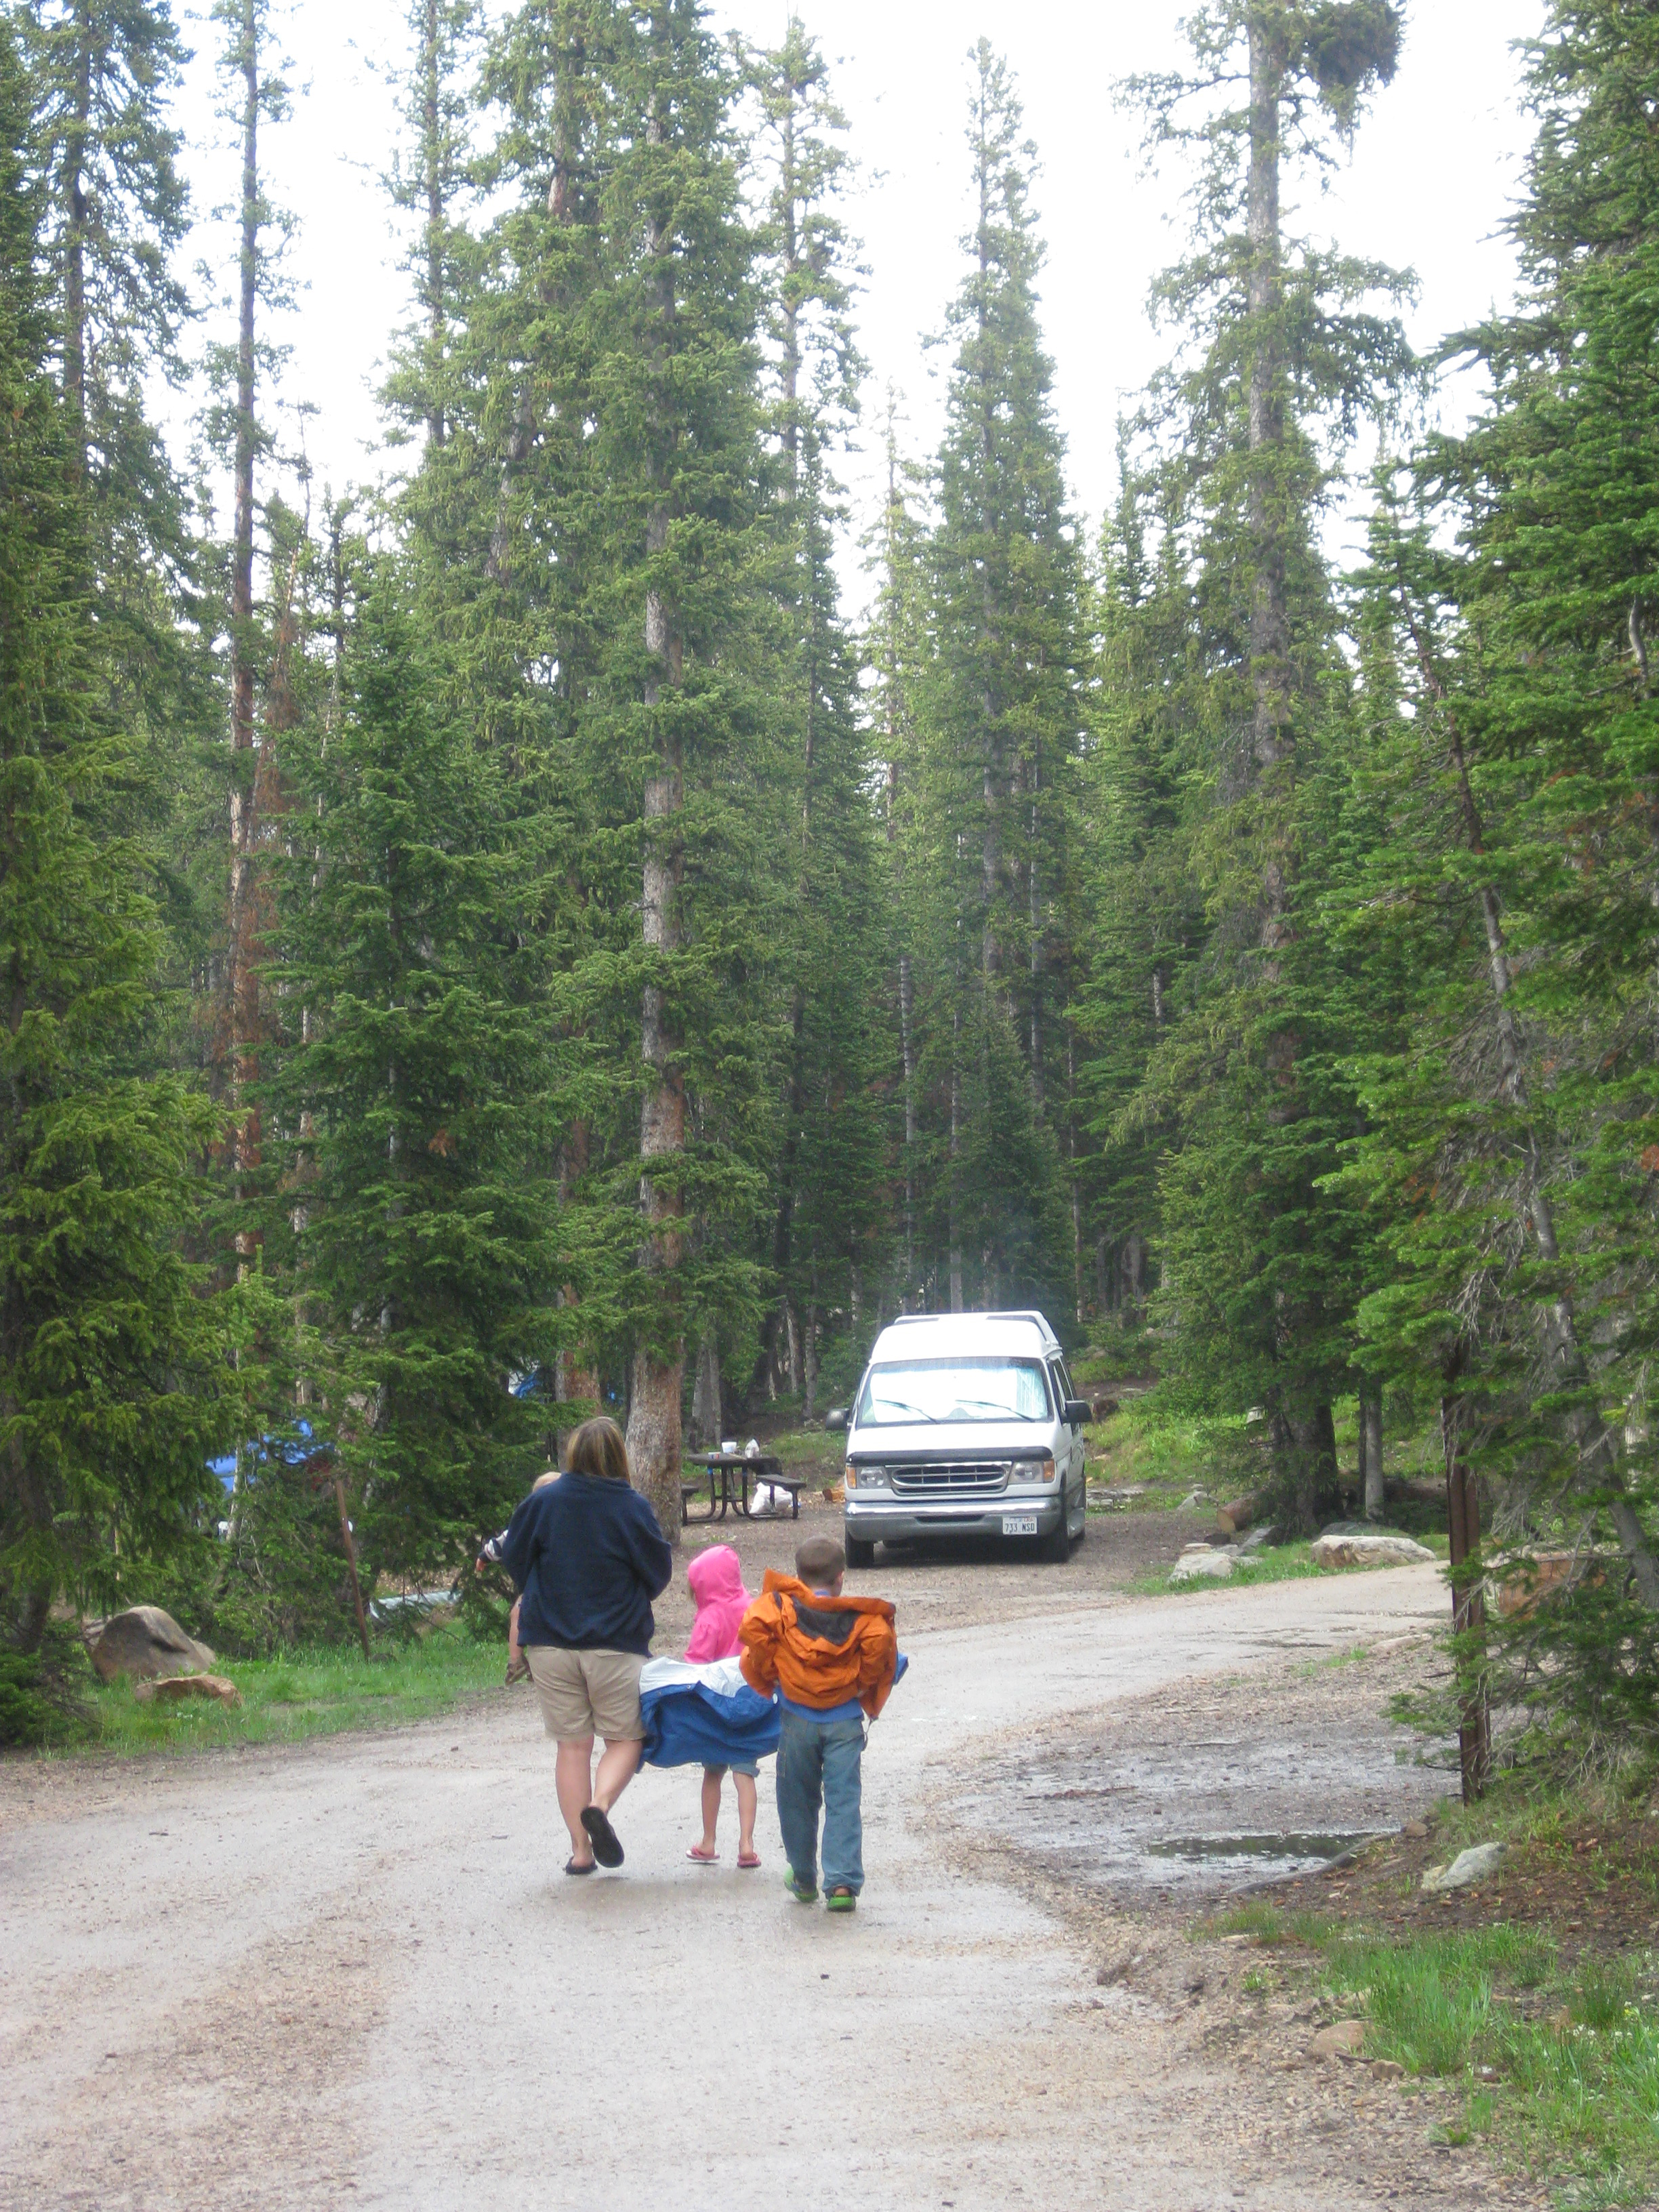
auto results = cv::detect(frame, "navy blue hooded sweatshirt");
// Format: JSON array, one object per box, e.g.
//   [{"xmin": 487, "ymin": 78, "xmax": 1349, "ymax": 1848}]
[{"xmin": 500, "ymin": 1472, "xmax": 673, "ymax": 1656}]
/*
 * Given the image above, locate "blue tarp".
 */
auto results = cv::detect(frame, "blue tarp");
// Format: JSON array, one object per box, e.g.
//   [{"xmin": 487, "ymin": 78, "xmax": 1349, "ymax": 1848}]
[
  {"xmin": 638, "ymin": 1652, "xmax": 909, "ymax": 1770},
  {"xmin": 209, "ymin": 1418, "xmax": 329, "ymax": 1493},
  {"xmin": 640, "ymin": 1658, "xmax": 781, "ymax": 1769}
]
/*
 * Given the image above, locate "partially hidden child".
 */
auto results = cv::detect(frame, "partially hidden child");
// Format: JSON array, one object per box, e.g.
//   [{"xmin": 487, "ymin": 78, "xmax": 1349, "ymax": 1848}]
[
  {"xmin": 477, "ymin": 1467, "xmax": 560, "ymax": 1683},
  {"xmin": 738, "ymin": 1534, "xmax": 899, "ymax": 1913},
  {"xmin": 682, "ymin": 1545, "xmax": 760, "ymax": 1868}
]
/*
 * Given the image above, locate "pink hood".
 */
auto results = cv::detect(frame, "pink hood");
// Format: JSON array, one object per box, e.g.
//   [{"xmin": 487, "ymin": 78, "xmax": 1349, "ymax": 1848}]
[{"xmin": 683, "ymin": 1544, "xmax": 751, "ymax": 1662}]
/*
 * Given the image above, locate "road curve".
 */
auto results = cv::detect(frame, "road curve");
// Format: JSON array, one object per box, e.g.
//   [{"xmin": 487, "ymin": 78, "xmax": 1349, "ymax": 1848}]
[{"xmin": 1, "ymin": 1566, "xmax": 1453, "ymax": 2212}]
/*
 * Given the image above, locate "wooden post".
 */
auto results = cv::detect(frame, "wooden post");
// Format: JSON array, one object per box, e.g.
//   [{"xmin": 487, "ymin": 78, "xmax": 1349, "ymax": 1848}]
[{"xmin": 1441, "ymin": 1394, "xmax": 1490, "ymax": 1801}]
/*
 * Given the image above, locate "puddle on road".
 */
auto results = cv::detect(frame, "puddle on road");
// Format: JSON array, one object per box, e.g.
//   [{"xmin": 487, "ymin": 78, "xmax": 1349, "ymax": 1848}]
[
  {"xmin": 955, "ymin": 1705, "xmax": 1443, "ymax": 1905},
  {"xmin": 1145, "ymin": 1830, "xmax": 1374, "ymax": 1883}
]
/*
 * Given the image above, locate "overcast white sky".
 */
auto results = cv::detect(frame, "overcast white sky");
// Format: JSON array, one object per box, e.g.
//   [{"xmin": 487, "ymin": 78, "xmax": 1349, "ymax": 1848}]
[{"xmin": 173, "ymin": 0, "xmax": 1546, "ymax": 600}]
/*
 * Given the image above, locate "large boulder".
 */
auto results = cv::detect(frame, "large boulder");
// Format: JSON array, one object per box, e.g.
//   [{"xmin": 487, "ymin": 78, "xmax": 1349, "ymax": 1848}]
[
  {"xmin": 1170, "ymin": 1544, "xmax": 1235, "ymax": 1584},
  {"xmin": 1312, "ymin": 1529, "xmax": 1435, "ymax": 1572},
  {"xmin": 86, "ymin": 1605, "xmax": 216, "ymax": 1685}
]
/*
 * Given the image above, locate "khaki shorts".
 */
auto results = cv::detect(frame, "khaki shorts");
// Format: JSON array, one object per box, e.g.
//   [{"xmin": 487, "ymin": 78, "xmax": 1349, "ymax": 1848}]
[{"xmin": 525, "ymin": 1646, "xmax": 645, "ymax": 1742}]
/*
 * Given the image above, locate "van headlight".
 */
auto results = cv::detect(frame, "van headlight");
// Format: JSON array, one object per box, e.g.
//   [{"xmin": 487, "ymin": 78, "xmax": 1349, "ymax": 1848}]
[
  {"xmin": 1016, "ymin": 1456, "xmax": 1057, "ymax": 1486},
  {"xmin": 846, "ymin": 1462, "xmax": 887, "ymax": 1490}
]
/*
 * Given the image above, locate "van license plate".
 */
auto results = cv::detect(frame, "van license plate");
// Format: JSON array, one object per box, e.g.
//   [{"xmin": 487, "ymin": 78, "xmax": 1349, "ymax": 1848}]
[{"xmin": 1002, "ymin": 1514, "xmax": 1038, "ymax": 1536}]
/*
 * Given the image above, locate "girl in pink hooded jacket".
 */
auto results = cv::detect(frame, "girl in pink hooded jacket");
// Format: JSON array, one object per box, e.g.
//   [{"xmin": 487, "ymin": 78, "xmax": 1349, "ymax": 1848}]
[{"xmin": 683, "ymin": 1545, "xmax": 760, "ymax": 1868}]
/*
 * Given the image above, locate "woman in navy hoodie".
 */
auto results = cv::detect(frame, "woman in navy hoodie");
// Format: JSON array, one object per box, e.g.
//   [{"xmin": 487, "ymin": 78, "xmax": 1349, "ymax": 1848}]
[{"xmin": 499, "ymin": 1416, "xmax": 673, "ymax": 1875}]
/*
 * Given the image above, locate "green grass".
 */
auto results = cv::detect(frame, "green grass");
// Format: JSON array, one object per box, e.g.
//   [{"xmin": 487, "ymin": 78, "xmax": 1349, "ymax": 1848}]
[
  {"xmin": 1084, "ymin": 1395, "xmax": 1250, "ymax": 1500},
  {"xmin": 1130, "ymin": 1540, "xmax": 1322, "ymax": 1594},
  {"xmin": 51, "ymin": 1622, "xmax": 507, "ymax": 1759},
  {"xmin": 750, "ymin": 1429, "xmax": 845, "ymax": 1471},
  {"xmin": 1326, "ymin": 1930, "xmax": 1659, "ymax": 2205},
  {"xmin": 1129, "ymin": 1529, "xmax": 1451, "ymax": 1596},
  {"xmin": 1202, "ymin": 1902, "xmax": 1659, "ymax": 2206}
]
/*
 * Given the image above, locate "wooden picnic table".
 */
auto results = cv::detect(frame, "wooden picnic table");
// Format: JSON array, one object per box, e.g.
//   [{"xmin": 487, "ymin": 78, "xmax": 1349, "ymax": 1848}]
[{"xmin": 680, "ymin": 1453, "xmax": 802, "ymax": 1525}]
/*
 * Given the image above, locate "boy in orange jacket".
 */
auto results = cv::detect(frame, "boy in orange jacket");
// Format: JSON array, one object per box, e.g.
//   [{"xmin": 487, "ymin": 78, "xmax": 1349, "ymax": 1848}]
[{"xmin": 738, "ymin": 1534, "xmax": 898, "ymax": 1912}]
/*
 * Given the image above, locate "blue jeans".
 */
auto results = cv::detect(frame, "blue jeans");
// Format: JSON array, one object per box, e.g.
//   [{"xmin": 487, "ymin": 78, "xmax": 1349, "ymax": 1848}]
[{"xmin": 775, "ymin": 1707, "xmax": 865, "ymax": 1893}]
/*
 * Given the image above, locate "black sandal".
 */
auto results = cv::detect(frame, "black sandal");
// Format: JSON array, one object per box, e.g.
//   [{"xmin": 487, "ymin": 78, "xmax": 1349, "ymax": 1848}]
[
  {"xmin": 565, "ymin": 1856, "xmax": 596, "ymax": 1877},
  {"xmin": 580, "ymin": 1804, "xmax": 624, "ymax": 1868}
]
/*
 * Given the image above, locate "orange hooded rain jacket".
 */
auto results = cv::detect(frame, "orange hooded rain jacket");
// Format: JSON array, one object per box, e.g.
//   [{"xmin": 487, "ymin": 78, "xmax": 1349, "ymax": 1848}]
[{"xmin": 737, "ymin": 1572, "xmax": 899, "ymax": 1719}]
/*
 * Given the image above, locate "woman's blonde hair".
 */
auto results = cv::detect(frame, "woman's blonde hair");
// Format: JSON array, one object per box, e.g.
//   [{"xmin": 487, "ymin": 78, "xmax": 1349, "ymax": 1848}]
[{"xmin": 565, "ymin": 1415, "xmax": 631, "ymax": 1484}]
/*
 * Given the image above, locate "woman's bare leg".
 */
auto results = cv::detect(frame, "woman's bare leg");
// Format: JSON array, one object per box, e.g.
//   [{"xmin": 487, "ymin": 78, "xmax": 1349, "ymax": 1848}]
[
  {"xmin": 698, "ymin": 1766, "xmax": 724, "ymax": 1853},
  {"xmin": 735, "ymin": 1771, "xmax": 758, "ymax": 1858},
  {"xmin": 555, "ymin": 1736, "xmax": 596, "ymax": 1863},
  {"xmin": 592, "ymin": 1736, "xmax": 642, "ymax": 1812}
]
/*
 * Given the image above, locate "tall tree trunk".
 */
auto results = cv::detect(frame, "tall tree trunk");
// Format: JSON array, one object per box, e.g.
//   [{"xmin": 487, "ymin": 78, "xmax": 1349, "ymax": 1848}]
[
  {"xmin": 899, "ymin": 947, "xmax": 917, "ymax": 1300},
  {"xmin": 949, "ymin": 1007, "xmax": 964, "ymax": 1313},
  {"xmin": 691, "ymin": 1328, "xmax": 721, "ymax": 1450},
  {"xmin": 420, "ymin": 0, "xmax": 445, "ymax": 446},
  {"xmin": 62, "ymin": 3, "xmax": 91, "ymax": 482},
  {"xmin": 1246, "ymin": 14, "xmax": 1290, "ymax": 842},
  {"xmin": 1066, "ymin": 1023, "xmax": 1083, "ymax": 1327},
  {"xmin": 1363, "ymin": 1393, "xmax": 1385, "ymax": 1521},
  {"xmin": 624, "ymin": 99, "xmax": 685, "ymax": 1549},
  {"xmin": 1027, "ymin": 764, "xmax": 1044, "ymax": 1111},
  {"xmin": 226, "ymin": 0, "xmax": 262, "ymax": 1271}
]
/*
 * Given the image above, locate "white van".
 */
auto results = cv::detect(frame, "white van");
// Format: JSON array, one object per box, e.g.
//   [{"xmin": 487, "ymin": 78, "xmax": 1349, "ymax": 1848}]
[{"xmin": 832, "ymin": 1310, "xmax": 1089, "ymax": 1565}]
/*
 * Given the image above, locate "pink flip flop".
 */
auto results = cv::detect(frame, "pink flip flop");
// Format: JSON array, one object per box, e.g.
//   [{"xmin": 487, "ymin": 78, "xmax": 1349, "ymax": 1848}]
[
  {"xmin": 686, "ymin": 1845, "xmax": 719, "ymax": 1864},
  {"xmin": 737, "ymin": 1851, "xmax": 762, "ymax": 1870}
]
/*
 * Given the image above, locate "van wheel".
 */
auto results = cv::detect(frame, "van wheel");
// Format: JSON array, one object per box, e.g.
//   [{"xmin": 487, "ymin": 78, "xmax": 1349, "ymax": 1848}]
[
  {"xmin": 1040, "ymin": 1507, "xmax": 1072, "ymax": 1563},
  {"xmin": 845, "ymin": 1535, "xmax": 876, "ymax": 1568}
]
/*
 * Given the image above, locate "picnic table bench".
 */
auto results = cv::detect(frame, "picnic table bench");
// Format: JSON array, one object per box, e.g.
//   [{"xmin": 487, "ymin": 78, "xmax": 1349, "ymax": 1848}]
[{"xmin": 680, "ymin": 1454, "xmax": 804, "ymax": 1526}]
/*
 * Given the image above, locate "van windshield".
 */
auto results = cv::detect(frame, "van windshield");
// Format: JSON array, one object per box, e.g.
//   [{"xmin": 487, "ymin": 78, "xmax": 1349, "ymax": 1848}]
[{"xmin": 855, "ymin": 1356, "xmax": 1052, "ymax": 1427}]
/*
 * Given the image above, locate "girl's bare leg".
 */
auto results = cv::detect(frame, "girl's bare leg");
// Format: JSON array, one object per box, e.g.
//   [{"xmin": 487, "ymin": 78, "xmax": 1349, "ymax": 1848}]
[
  {"xmin": 508, "ymin": 1598, "xmax": 523, "ymax": 1668},
  {"xmin": 697, "ymin": 1766, "xmax": 724, "ymax": 1854},
  {"xmin": 735, "ymin": 1771, "xmax": 758, "ymax": 1859}
]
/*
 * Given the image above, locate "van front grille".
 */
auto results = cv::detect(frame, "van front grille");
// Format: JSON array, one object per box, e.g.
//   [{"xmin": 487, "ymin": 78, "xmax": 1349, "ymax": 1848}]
[{"xmin": 888, "ymin": 1460, "xmax": 1010, "ymax": 1496}]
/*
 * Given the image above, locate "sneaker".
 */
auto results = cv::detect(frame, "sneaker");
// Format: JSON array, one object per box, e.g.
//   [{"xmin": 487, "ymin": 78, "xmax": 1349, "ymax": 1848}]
[
  {"xmin": 825, "ymin": 1887, "xmax": 857, "ymax": 1913},
  {"xmin": 783, "ymin": 1868, "xmax": 818, "ymax": 1904}
]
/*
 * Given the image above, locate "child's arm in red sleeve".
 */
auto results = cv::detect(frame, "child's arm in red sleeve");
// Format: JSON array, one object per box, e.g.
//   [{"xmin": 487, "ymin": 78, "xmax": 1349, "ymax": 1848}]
[
  {"xmin": 738, "ymin": 1595, "xmax": 780, "ymax": 1696},
  {"xmin": 857, "ymin": 1616, "xmax": 899, "ymax": 1717}
]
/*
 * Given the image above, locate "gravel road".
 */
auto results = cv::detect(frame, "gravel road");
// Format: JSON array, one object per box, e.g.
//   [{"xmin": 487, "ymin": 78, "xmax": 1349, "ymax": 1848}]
[{"xmin": 2, "ymin": 1553, "xmax": 1520, "ymax": 2211}]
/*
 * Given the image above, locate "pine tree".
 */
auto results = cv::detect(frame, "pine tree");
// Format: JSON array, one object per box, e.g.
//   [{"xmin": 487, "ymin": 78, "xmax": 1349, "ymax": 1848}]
[
  {"xmin": 907, "ymin": 44, "xmax": 1082, "ymax": 1315},
  {"xmin": 1105, "ymin": 0, "xmax": 1412, "ymax": 1519},
  {"xmin": 1071, "ymin": 452, "xmax": 1204, "ymax": 1328},
  {"xmin": 746, "ymin": 18, "xmax": 888, "ymax": 1413},
  {"xmin": 27, "ymin": 0, "xmax": 192, "ymax": 592},
  {"xmin": 203, "ymin": 0, "xmax": 295, "ymax": 1265},
  {"xmin": 0, "ymin": 18, "xmax": 240, "ymax": 1654},
  {"xmin": 865, "ymin": 396, "xmax": 931, "ymax": 1312},
  {"xmin": 1335, "ymin": 3, "xmax": 1659, "ymax": 1736},
  {"xmin": 383, "ymin": 0, "xmax": 479, "ymax": 451},
  {"xmin": 258, "ymin": 568, "xmax": 561, "ymax": 1617},
  {"xmin": 425, "ymin": 3, "xmax": 777, "ymax": 1534}
]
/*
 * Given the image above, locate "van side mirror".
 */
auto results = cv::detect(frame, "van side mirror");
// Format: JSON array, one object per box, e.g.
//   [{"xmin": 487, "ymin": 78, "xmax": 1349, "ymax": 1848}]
[
  {"xmin": 1063, "ymin": 1398, "xmax": 1092, "ymax": 1430},
  {"xmin": 824, "ymin": 1406, "xmax": 849, "ymax": 1433}
]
